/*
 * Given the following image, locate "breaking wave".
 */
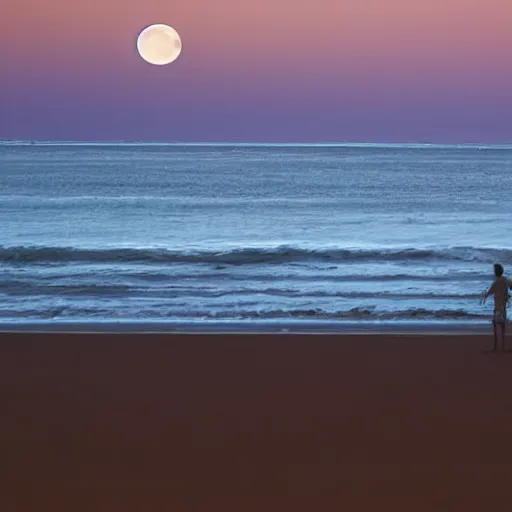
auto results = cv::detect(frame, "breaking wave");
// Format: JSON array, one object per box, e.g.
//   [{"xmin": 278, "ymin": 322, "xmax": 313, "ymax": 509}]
[{"xmin": 2, "ymin": 244, "xmax": 511, "ymax": 265}]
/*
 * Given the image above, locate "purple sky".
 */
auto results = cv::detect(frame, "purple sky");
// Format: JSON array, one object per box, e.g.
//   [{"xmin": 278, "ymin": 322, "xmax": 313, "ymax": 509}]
[{"xmin": 1, "ymin": 0, "xmax": 511, "ymax": 143}]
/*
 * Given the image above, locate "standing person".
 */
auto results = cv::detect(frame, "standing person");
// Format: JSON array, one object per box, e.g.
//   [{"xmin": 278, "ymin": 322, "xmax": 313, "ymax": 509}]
[{"xmin": 481, "ymin": 264, "xmax": 512, "ymax": 352}]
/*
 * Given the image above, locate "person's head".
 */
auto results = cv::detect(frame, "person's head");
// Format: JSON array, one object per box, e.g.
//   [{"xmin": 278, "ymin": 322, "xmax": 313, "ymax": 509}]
[{"xmin": 494, "ymin": 263, "xmax": 504, "ymax": 277}]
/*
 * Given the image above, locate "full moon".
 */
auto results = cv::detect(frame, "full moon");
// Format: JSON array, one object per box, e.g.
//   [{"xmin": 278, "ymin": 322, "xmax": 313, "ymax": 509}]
[{"xmin": 136, "ymin": 24, "xmax": 182, "ymax": 65}]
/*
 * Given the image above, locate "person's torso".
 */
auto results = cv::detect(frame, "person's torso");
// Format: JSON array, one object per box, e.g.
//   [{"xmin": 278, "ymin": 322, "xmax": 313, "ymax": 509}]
[{"xmin": 493, "ymin": 276, "xmax": 510, "ymax": 310}]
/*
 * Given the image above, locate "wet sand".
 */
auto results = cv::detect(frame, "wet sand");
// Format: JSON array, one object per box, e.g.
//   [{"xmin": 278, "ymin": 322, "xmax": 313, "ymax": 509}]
[{"xmin": 1, "ymin": 331, "xmax": 512, "ymax": 511}]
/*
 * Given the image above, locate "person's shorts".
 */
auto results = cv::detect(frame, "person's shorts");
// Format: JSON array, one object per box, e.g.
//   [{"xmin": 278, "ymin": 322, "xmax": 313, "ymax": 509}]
[{"xmin": 493, "ymin": 310, "xmax": 507, "ymax": 325}]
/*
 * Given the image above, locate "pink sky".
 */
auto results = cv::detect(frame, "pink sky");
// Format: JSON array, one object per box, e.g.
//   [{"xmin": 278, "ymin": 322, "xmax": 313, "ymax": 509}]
[{"xmin": 1, "ymin": 0, "xmax": 511, "ymax": 142}]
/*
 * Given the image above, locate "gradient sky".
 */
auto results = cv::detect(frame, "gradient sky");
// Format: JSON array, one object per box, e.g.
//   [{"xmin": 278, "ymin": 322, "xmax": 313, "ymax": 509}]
[{"xmin": 1, "ymin": 0, "xmax": 511, "ymax": 142}]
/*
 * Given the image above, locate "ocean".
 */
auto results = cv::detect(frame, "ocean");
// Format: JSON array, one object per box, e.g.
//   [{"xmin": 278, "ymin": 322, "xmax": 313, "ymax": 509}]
[{"xmin": 1, "ymin": 142, "xmax": 511, "ymax": 330}]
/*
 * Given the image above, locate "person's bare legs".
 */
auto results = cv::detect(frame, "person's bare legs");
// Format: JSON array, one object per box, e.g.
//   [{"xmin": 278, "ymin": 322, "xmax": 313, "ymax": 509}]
[
  {"xmin": 502, "ymin": 322, "xmax": 506, "ymax": 351},
  {"xmin": 494, "ymin": 322, "xmax": 505, "ymax": 351}
]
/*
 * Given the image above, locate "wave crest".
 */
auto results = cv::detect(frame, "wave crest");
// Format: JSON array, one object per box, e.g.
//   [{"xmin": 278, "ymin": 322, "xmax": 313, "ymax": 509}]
[{"xmin": 1, "ymin": 244, "xmax": 511, "ymax": 265}]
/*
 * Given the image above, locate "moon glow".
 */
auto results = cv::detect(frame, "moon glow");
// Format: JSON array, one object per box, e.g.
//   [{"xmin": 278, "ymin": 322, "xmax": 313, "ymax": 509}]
[{"xmin": 136, "ymin": 24, "xmax": 182, "ymax": 65}]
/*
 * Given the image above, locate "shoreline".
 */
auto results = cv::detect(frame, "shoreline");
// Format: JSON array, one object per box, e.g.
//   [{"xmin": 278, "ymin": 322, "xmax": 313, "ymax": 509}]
[{"xmin": 0, "ymin": 319, "xmax": 504, "ymax": 335}]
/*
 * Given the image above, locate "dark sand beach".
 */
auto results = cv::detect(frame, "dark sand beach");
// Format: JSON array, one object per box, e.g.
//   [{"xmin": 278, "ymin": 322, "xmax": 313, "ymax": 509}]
[{"xmin": 2, "ymin": 330, "xmax": 512, "ymax": 511}]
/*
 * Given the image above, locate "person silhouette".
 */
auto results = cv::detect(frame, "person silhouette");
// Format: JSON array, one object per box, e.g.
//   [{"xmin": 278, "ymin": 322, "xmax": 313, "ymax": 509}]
[{"xmin": 481, "ymin": 264, "xmax": 512, "ymax": 352}]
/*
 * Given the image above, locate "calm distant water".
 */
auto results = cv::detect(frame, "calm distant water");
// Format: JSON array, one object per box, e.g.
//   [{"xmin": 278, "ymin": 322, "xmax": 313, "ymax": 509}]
[{"xmin": 1, "ymin": 142, "xmax": 511, "ymax": 327}]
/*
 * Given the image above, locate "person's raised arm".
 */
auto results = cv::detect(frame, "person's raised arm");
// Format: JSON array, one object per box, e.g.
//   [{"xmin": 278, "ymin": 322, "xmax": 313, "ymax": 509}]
[{"xmin": 481, "ymin": 281, "xmax": 496, "ymax": 304}]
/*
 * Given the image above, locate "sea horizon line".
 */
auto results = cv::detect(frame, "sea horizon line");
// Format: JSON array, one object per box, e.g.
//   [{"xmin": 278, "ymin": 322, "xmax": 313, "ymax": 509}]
[{"xmin": 1, "ymin": 140, "xmax": 512, "ymax": 149}]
